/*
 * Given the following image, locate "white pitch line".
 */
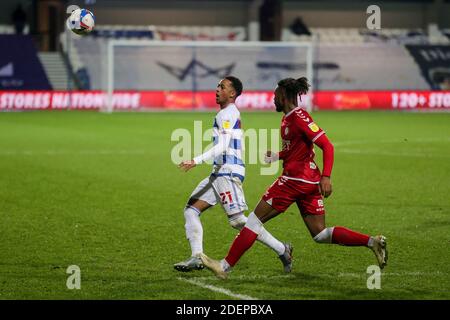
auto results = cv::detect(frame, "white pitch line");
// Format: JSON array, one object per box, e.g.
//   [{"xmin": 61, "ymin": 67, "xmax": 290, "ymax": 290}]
[
  {"xmin": 178, "ymin": 277, "xmax": 259, "ymax": 300},
  {"xmin": 181, "ymin": 271, "xmax": 446, "ymax": 283},
  {"xmin": 194, "ymin": 274, "xmax": 296, "ymax": 281}
]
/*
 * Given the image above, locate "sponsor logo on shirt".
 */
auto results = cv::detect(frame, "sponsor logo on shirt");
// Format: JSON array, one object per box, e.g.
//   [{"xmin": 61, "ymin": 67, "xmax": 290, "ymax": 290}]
[
  {"xmin": 296, "ymin": 111, "xmax": 310, "ymax": 122},
  {"xmin": 282, "ymin": 139, "xmax": 290, "ymax": 151},
  {"xmin": 277, "ymin": 177, "xmax": 288, "ymax": 186}
]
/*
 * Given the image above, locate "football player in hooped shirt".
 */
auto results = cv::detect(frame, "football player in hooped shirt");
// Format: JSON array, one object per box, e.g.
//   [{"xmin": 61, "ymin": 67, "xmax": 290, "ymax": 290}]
[
  {"xmin": 201, "ymin": 77, "xmax": 388, "ymax": 279},
  {"xmin": 174, "ymin": 76, "xmax": 293, "ymax": 273}
]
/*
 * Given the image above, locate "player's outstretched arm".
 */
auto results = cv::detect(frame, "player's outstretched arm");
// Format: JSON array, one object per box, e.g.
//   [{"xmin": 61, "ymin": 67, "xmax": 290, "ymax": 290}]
[
  {"xmin": 314, "ymin": 134, "xmax": 334, "ymax": 198},
  {"xmin": 178, "ymin": 133, "xmax": 231, "ymax": 172}
]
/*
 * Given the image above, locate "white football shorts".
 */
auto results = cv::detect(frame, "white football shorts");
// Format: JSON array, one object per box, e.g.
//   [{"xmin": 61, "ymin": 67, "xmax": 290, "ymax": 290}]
[{"xmin": 189, "ymin": 174, "xmax": 248, "ymax": 215}]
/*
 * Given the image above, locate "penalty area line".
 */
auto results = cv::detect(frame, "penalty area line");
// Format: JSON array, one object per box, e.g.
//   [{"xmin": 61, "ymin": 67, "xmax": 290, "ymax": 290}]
[{"xmin": 178, "ymin": 277, "xmax": 259, "ymax": 300}]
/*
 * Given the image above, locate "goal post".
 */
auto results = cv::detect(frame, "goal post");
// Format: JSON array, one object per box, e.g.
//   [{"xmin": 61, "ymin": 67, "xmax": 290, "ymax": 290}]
[{"xmin": 105, "ymin": 40, "xmax": 314, "ymax": 112}]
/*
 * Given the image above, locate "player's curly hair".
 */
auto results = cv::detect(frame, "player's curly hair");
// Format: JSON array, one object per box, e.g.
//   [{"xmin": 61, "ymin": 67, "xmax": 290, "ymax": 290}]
[{"xmin": 278, "ymin": 77, "xmax": 310, "ymax": 103}]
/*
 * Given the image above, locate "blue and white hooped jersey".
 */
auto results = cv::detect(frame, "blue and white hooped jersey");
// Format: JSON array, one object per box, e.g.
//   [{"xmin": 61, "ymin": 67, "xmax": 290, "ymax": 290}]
[{"xmin": 212, "ymin": 103, "xmax": 245, "ymax": 181}]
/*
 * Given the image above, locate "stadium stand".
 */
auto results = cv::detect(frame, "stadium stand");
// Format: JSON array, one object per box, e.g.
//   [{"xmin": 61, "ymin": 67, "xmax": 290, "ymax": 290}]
[
  {"xmin": 316, "ymin": 44, "xmax": 429, "ymax": 90},
  {"xmin": 0, "ymin": 21, "xmax": 445, "ymax": 92},
  {"xmin": 0, "ymin": 34, "xmax": 51, "ymax": 90},
  {"xmin": 90, "ymin": 25, "xmax": 156, "ymax": 39},
  {"xmin": 154, "ymin": 26, "xmax": 246, "ymax": 41},
  {"xmin": 282, "ymin": 27, "xmax": 450, "ymax": 45},
  {"xmin": 59, "ymin": 25, "xmax": 247, "ymax": 90},
  {"xmin": 80, "ymin": 25, "xmax": 246, "ymax": 41},
  {"xmin": 0, "ymin": 24, "xmax": 29, "ymax": 34},
  {"xmin": 38, "ymin": 52, "xmax": 69, "ymax": 90},
  {"xmin": 60, "ymin": 25, "xmax": 436, "ymax": 91}
]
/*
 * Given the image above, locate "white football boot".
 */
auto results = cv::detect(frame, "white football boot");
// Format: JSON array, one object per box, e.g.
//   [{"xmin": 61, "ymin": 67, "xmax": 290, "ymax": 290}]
[
  {"xmin": 278, "ymin": 242, "xmax": 293, "ymax": 273},
  {"xmin": 371, "ymin": 235, "xmax": 388, "ymax": 269},
  {"xmin": 174, "ymin": 256, "xmax": 204, "ymax": 272},
  {"xmin": 200, "ymin": 253, "xmax": 229, "ymax": 280}
]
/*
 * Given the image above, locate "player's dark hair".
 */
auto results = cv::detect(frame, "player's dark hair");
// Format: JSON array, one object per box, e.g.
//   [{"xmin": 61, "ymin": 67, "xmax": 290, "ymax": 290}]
[
  {"xmin": 225, "ymin": 76, "xmax": 243, "ymax": 98},
  {"xmin": 278, "ymin": 77, "xmax": 310, "ymax": 104}
]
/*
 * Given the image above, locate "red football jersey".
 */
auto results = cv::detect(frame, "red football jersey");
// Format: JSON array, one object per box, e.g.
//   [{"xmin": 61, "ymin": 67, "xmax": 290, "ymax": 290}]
[{"xmin": 279, "ymin": 107, "xmax": 325, "ymax": 184}]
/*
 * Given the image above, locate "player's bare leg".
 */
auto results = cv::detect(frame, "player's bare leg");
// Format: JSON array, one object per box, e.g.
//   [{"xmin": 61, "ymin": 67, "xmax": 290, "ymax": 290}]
[
  {"xmin": 174, "ymin": 199, "xmax": 211, "ymax": 272},
  {"xmin": 201, "ymin": 199, "xmax": 293, "ymax": 279},
  {"xmin": 253, "ymin": 199, "xmax": 281, "ymax": 223},
  {"xmin": 302, "ymin": 214, "xmax": 387, "ymax": 269}
]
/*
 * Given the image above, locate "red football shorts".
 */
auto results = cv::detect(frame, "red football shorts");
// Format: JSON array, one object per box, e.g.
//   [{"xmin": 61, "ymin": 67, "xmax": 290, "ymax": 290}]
[{"xmin": 262, "ymin": 176, "xmax": 325, "ymax": 215}]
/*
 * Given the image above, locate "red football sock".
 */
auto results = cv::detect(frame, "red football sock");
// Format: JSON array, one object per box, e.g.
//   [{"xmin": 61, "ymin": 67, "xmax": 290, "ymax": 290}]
[
  {"xmin": 224, "ymin": 227, "xmax": 258, "ymax": 266},
  {"xmin": 331, "ymin": 226, "xmax": 370, "ymax": 246}
]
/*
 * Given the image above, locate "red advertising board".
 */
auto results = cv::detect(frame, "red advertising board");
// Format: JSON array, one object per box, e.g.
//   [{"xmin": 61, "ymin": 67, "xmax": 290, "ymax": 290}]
[
  {"xmin": 315, "ymin": 91, "xmax": 450, "ymax": 110},
  {"xmin": 0, "ymin": 90, "xmax": 449, "ymax": 111}
]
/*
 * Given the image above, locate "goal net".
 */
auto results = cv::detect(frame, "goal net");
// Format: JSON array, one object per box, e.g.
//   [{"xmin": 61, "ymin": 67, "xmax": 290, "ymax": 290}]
[{"xmin": 104, "ymin": 40, "xmax": 314, "ymax": 112}]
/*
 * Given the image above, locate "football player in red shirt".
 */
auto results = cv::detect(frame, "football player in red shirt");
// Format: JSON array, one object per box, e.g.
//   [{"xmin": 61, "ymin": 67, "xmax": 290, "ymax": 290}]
[{"xmin": 200, "ymin": 77, "xmax": 388, "ymax": 279}]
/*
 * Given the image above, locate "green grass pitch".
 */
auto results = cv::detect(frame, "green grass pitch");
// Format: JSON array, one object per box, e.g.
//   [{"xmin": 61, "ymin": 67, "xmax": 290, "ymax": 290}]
[{"xmin": 0, "ymin": 110, "xmax": 449, "ymax": 300}]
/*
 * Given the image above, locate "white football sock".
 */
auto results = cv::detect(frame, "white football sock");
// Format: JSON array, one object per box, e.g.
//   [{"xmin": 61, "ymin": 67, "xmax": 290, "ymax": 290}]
[
  {"xmin": 221, "ymin": 259, "xmax": 231, "ymax": 272},
  {"xmin": 246, "ymin": 212, "xmax": 285, "ymax": 256},
  {"xmin": 184, "ymin": 206, "xmax": 203, "ymax": 257},
  {"xmin": 257, "ymin": 228, "xmax": 286, "ymax": 255},
  {"xmin": 313, "ymin": 227, "xmax": 334, "ymax": 244}
]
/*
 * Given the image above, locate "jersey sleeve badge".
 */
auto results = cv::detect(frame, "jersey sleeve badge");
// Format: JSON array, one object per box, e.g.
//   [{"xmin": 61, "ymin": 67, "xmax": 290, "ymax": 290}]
[
  {"xmin": 308, "ymin": 122, "xmax": 320, "ymax": 133},
  {"xmin": 222, "ymin": 120, "xmax": 231, "ymax": 129}
]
